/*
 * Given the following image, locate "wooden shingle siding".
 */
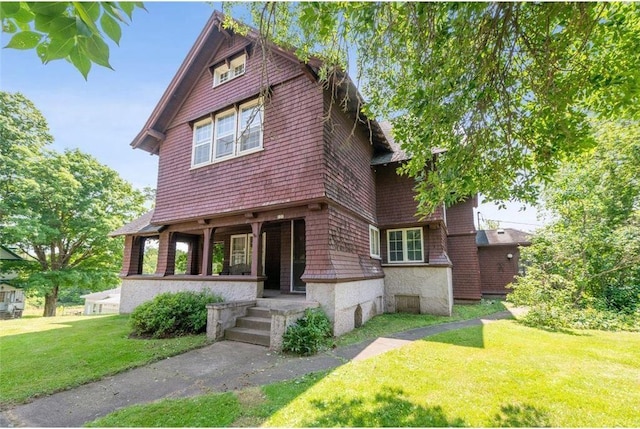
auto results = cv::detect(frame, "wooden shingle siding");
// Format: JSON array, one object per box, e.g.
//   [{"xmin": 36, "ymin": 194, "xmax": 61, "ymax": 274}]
[
  {"xmin": 446, "ymin": 198, "xmax": 482, "ymax": 300},
  {"xmin": 375, "ymin": 164, "xmax": 444, "ymax": 227},
  {"xmin": 322, "ymin": 94, "xmax": 377, "ymax": 223},
  {"xmin": 152, "ymin": 36, "xmax": 326, "ymax": 224},
  {"xmin": 478, "ymin": 246, "xmax": 521, "ymax": 295}
]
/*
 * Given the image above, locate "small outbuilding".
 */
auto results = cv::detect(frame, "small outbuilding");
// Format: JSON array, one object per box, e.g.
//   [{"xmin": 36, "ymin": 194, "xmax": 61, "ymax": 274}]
[
  {"xmin": 0, "ymin": 245, "xmax": 25, "ymax": 319},
  {"xmin": 81, "ymin": 287, "xmax": 121, "ymax": 315},
  {"xmin": 476, "ymin": 229, "xmax": 531, "ymax": 297}
]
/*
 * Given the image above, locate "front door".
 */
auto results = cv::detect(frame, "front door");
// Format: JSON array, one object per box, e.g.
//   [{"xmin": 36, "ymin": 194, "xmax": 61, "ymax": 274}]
[
  {"xmin": 264, "ymin": 226, "xmax": 281, "ymax": 290},
  {"xmin": 291, "ymin": 219, "xmax": 306, "ymax": 292}
]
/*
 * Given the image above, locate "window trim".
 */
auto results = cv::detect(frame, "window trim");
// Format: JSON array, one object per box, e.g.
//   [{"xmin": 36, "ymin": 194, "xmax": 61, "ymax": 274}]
[
  {"xmin": 237, "ymin": 99, "xmax": 264, "ymax": 155},
  {"xmin": 369, "ymin": 225, "xmax": 381, "ymax": 259},
  {"xmin": 190, "ymin": 98, "xmax": 264, "ymax": 169},
  {"xmin": 386, "ymin": 227, "xmax": 424, "ymax": 263},
  {"xmin": 213, "ymin": 108, "xmax": 237, "ymax": 161},
  {"xmin": 213, "ymin": 54, "xmax": 246, "ymax": 87},
  {"xmin": 191, "ymin": 118, "xmax": 213, "ymax": 167}
]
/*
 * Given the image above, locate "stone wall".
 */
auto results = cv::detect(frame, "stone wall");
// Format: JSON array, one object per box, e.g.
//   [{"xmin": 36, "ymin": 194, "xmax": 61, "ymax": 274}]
[
  {"xmin": 120, "ymin": 277, "xmax": 263, "ymax": 313},
  {"xmin": 306, "ymin": 278, "xmax": 385, "ymax": 336},
  {"xmin": 383, "ymin": 265, "xmax": 453, "ymax": 316}
]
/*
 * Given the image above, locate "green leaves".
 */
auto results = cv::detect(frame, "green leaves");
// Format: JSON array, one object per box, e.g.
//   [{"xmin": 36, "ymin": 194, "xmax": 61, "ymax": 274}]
[
  {"xmin": 250, "ymin": 2, "xmax": 640, "ymax": 214},
  {"xmin": 2, "ymin": 2, "xmax": 145, "ymax": 78},
  {"xmin": 5, "ymin": 30, "xmax": 41, "ymax": 49}
]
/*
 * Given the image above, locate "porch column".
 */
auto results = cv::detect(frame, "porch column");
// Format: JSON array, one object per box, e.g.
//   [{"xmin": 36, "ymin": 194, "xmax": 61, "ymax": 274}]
[
  {"xmin": 200, "ymin": 227, "xmax": 215, "ymax": 276},
  {"xmin": 156, "ymin": 230, "xmax": 176, "ymax": 276},
  {"xmin": 121, "ymin": 235, "xmax": 143, "ymax": 276},
  {"xmin": 250, "ymin": 221, "xmax": 263, "ymax": 277}
]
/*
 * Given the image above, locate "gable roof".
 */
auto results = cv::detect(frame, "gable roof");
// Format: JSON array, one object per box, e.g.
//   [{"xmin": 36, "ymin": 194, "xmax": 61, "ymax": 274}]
[
  {"xmin": 131, "ymin": 11, "xmax": 391, "ymax": 156},
  {"xmin": 0, "ymin": 245, "xmax": 23, "ymax": 261},
  {"xmin": 371, "ymin": 121, "xmax": 410, "ymax": 165},
  {"xmin": 109, "ymin": 210, "xmax": 164, "ymax": 237},
  {"xmin": 476, "ymin": 228, "xmax": 531, "ymax": 247},
  {"xmin": 81, "ymin": 287, "xmax": 121, "ymax": 300}
]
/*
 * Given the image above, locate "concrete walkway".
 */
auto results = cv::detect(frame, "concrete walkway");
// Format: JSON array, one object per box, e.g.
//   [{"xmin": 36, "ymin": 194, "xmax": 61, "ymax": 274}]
[{"xmin": 1, "ymin": 308, "xmax": 522, "ymax": 428}]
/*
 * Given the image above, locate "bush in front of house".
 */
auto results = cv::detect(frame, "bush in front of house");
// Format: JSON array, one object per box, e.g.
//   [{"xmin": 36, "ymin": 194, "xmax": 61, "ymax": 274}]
[
  {"xmin": 130, "ymin": 291, "xmax": 223, "ymax": 338},
  {"xmin": 282, "ymin": 308, "xmax": 333, "ymax": 355}
]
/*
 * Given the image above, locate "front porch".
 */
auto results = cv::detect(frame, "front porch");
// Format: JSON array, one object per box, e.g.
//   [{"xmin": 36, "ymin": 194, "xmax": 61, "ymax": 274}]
[{"xmin": 207, "ymin": 292, "xmax": 319, "ymax": 350}]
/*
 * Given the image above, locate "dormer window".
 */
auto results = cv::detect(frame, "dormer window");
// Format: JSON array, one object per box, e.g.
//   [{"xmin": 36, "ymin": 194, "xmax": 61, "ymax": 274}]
[{"xmin": 213, "ymin": 55, "xmax": 246, "ymax": 87}]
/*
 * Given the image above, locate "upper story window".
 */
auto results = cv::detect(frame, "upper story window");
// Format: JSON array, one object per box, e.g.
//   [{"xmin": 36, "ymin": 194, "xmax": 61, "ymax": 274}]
[
  {"xmin": 369, "ymin": 225, "xmax": 381, "ymax": 259},
  {"xmin": 213, "ymin": 55, "xmax": 246, "ymax": 87},
  {"xmin": 192, "ymin": 99, "xmax": 264, "ymax": 167},
  {"xmin": 387, "ymin": 227, "xmax": 424, "ymax": 263}
]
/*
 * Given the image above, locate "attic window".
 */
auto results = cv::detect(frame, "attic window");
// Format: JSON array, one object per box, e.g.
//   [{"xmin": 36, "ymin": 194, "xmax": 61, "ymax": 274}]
[{"xmin": 213, "ymin": 55, "xmax": 246, "ymax": 87}]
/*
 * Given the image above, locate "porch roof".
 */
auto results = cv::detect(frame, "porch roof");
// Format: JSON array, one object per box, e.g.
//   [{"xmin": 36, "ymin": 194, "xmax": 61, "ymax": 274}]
[{"xmin": 109, "ymin": 210, "xmax": 164, "ymax": 237}]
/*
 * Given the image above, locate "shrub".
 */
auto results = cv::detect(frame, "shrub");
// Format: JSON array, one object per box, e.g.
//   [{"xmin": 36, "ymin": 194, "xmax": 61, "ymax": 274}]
[
  {"xmin": 130, "ymin": 291, "xmax": 223, "ymax": 338},
  {"xmin": 282, "ymin": 308, "xmax": 333, "ymax": 355}
]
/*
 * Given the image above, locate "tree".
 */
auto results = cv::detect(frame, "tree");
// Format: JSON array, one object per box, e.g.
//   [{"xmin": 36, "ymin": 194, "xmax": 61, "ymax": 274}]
[
  {"xmin": 508, "ymin": 120, "xmax": 640, "ymax": 330},
  {"xmin": 1, "ymin": 2, "xmax": 145, "ymax": 79},
  {"xmin": 0, "ymin": 92, "xmax": 146, "ymax": 316},
  {"xmin": 240, "ymin": 2, "xmax": 640, "ymax": 214},
  {"xmin": 0, "ymin": 91, "xmax": 52, "ymax": 213}
]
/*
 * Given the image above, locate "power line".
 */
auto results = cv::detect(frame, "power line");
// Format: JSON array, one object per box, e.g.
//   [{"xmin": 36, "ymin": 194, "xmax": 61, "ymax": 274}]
[{"xmin": 483, "ymin": 218, "xmax": 543, "ymax": 227}]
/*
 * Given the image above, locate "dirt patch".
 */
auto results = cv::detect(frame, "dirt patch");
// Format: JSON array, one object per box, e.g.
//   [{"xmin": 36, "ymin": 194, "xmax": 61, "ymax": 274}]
[{"xmin": 229, "ymin": 387, "xmax": 267, "ymax": 427}]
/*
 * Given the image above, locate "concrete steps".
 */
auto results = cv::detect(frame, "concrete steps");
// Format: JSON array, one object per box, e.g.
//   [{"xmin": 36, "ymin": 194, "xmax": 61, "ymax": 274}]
[{"xmin": 224, "ymin": 307, "xmax": 271, "ymax": 347}]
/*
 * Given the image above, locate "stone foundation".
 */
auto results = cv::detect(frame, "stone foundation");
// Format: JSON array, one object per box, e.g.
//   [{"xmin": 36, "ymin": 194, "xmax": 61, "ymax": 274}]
[
  {"xmin": 383, "ymin": 265, "xmax": 453, "ymax": 316},
  {"xmin": 306, "ymin": 278, "xmax": 385, "ymax": 336},
  {"xmin": 119, "ymin": 276, "xmax": 264, "ymax": 313}
]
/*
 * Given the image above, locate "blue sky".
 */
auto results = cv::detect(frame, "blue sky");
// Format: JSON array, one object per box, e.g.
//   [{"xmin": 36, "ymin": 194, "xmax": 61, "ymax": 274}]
[{"xmin": 1, "ymin": 2, "xmax": 542, "ymax": 231}]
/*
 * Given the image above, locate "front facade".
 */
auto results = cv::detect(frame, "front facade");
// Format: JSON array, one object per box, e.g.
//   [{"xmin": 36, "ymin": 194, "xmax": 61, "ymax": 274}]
[{"xmin": 114, "ymin": 12, "xmax": 484, "ymax": 336}]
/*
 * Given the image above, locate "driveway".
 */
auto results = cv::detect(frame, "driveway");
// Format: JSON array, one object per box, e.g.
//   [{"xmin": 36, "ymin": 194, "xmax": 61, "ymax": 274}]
[{"xmin": 1, "ymin": 309, "xmax": 521, "ymax": 427}]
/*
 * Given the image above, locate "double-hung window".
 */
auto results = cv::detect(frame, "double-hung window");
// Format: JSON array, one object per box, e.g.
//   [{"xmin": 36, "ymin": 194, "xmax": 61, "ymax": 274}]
[
  {"xmin": 192, "ymin": 120, "xmax": 213, "ymax": 166},
  {"xmin": 239, "ymin": 101, "xmax": 263, "ymax": 152},
  {"xmin": 214, "ymin": 110, "xmax": 236, "ymax": 159},
  {"xmin": 191, "ymin": 99, "xmax": 264, "ymax": 167},
  {"xmin": 387, "ymin": 228, "xmax": 424, "ymax": 263}
]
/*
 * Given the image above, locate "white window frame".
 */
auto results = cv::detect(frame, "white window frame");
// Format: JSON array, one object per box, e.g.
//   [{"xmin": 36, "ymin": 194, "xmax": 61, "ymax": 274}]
[
  {"xmin": 213, "ymin": 108, "xmax": 237, "ymax": 160},
  {"xmin": 191, "ymin": 98, "xmax": 264, "ymax": 169},
  {"xmin": 213, "ymin": 54, "xmax": 246, "ymax": 87},
  {"xmin": 237, "ymin": 99, "xmax": 263, "ymax": 155},
  {"xmin": 229, "ymin": 232, "xmax": 266, "ymax": 275},
  {"xmin": 369, "ymin": 225, "xmax": 381, "ymax": 259},
  {"xmin": 191, "ymin": 119, "xmax": 213, "ymax": 166},
  {"xmin": 386, "ymin": 227, "xmax": 424, "ymax": 263}
]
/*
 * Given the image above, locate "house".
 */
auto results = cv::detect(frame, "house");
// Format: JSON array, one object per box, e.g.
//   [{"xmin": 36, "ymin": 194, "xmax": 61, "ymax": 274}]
[
  {"xmin": 476, "ymin": 228, "xmax": 531, "ymax": 297},
  {"xmin": 112, "ymin": 11, "xmax": 486, "ymax": 341},
  {"xmin": 0, "ymin": 245, "xmax": 25, "ymax": 319},
  {"xmin": 81, "ymin": 287, "xmax": 121, "ymax": 315}
]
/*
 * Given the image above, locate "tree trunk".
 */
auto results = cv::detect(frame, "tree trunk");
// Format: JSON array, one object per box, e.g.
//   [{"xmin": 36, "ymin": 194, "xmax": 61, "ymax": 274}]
[{"xmin": 43, "ymin": 285, "xmax": 59, "ymax": 317}]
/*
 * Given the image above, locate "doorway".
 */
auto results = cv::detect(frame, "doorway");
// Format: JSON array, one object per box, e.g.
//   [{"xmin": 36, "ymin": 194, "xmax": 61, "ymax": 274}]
[{"xmin": 291, "ymin": 219, "xmax": 306, "ymax": 293}]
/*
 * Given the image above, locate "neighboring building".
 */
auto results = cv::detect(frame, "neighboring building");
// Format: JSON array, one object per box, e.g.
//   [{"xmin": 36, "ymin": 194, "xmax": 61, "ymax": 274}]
[
  {"xmin": 0, "ymin": 245, "xmax": 25, "ymax": 319},
  {"xmin": 476, "ymin": 228, "xmax": 531, "ymax": 296},
  {"xmin": 112, "ymin": 11, "xmax": 488, "ymax": 338},
  {"xmin": 81, "ymin": 287, "xmax": 121, "ymax": 315}
]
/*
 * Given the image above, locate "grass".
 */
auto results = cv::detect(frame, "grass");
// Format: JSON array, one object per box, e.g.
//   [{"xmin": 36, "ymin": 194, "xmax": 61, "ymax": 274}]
[
  {"xmin": 87, "ymin": 320, "xmax": 640, "ymax": 427},
  {"xmin": 0, "ymin": 314, "xmax": 209, "ymax": 406},
  {"xmin": 336, "ymin": 300, "xmax": 506, "ymax": 346}
]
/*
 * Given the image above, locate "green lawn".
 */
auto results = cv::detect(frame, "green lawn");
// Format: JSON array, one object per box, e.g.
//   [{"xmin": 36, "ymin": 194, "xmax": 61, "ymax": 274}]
[
  {"xmin": 88, "ymin": 320, "xmax": 640, "ymax": 427},
  {"xmin": 337, "ymin": 300, "xmax": 506, "ymax": 346},
  {"xmin": 0, "ymin": 314, "xmax": 209, "ymax": 406}
]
